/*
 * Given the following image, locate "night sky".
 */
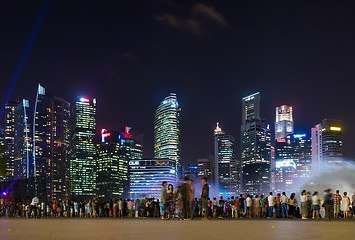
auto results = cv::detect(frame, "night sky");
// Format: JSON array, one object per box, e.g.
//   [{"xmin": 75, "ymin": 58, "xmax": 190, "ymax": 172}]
[{"xmin": 1, "ymin": 0, "xmax": 355, "ymax": 166}]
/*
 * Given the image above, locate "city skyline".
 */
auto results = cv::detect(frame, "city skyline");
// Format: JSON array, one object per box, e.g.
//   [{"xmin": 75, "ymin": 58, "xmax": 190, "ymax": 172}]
[
  {"xmin": 1, "ymin": 85, "xmax": 352, "ymax": 168},
  {"xmin": 1, "ymin": 1, "xmax": 355, "ymax": 167}
]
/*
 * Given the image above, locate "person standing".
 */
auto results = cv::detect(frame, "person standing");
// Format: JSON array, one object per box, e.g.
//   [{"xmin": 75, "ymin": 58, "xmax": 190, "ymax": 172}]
[
  {"xmin": 189, "ymin": 179, "xmax": 195, "ymax": 219},
  {"xmin": 246, "ymin": 195, "xmax": 253, "ymax": 218},
  {"xmin": 333, "ymin": 190, "xmax": 341, "ymax": 219},
  {"xmin": 300, "ymin": 190, "xmax": 308, "ymax": 220},
  {"xmin": 254, "ymin": 195, "xmax": 261, "ymax": 218},
  {"xmin": 201, "ymin": 177, "xmax": 209, "ymax": 220},
  {"xmin": 128, "ymin": 198, "xmax": 134, "ymax": 218},
  {"xmin": 281, "ymin": 192, "xmax": 288, "ymax": 218},
  {"xmin": 212, "ymin": 197, "xmax": 218, "ymax": 218},
  {"xmin": 323, "ymin": 189, "xmax": 332, "ymax": 219},
  {"xmin": 260, "ymin": 195, "xmax": 266, "ymax": 218},
  {"xmin": 340, "ymin": 192, "xmax": 350, "ymax": 219},
  {"xmin": 167, "ymin": 184, "xmax": 175, "ymax": 220},
  {"xmin": 160, "ymin": 181, "xmax": 168, "ymax": 220},
  {"xmin": 118, "ymin": 199, "xmax": 123, "ymax": 217},
  {"xmin": 29, "ymin": 196, "xmax": 39, "ymax": 218},
  {"xmin": 239, "ymin": 194, "xmax": 245, "ymax": 217},
  {"xmin": 231, "ymin": 196, "xmax": 237, "ymax": 218},
  {"xmin": 181, "ymin": 177, "xmax": 191, "ymax": 220},
  {"xmin": 275, "ymin": 193, "xmax": 281, "ymax": 218},
  {"xmin": 312, "ymin": 192, "xmax": 321, "ymax": 219},
  {"xmin": 218, "ymin": 196, "xmax": 225, "ymax": 218},
  {"xmin": 267, "ymin": 192, "xmax": 275, "ymax": 218}
]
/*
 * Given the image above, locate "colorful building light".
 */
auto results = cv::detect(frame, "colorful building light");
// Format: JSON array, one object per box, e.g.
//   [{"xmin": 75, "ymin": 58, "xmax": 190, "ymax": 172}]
[
  {"xmin": 80, "ymin": 98, "xmax": 90, "ymax": 103},
  {"xmin": 330, "ymin": 127, "xmax": 341, "ymax": 131}
]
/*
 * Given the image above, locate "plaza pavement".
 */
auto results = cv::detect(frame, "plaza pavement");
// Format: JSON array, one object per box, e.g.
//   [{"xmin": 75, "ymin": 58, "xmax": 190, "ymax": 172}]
[{"xmin": 1, "ymin": 218, "xmax": 354, "ymax": 240}]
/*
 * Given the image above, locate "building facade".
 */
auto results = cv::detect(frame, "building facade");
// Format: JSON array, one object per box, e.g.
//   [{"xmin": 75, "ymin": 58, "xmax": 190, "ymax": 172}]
[
  {"xmin": 96, "ymin": 130, "xmax": 121, "ymax": 199},
  {"xmin": 33, "ymin": 84, "xmax": 70, "ymax": 201},
  {"xmin": 274, "ymin": 138, "xmax": 296, "ymax": 193},
  {"xmin": 241, "ymin": 93, "xmax": 271, "ymax": 195},
  {"xmin": 129, "ymin": 159, "xmax": 176, "ymax": 199},
  {"xmin": 275, "ymin": 105, "xmax": 294, "ymax": 140},
  {"xmin": 70, "ymin": 97, "xmax": 97, "ymax": 199},
  {"xmin": 197, "ymin": 157, "xmax": 214, "ymax": 183},
  {"xmin": 214, "ymin": 123, "xmax": 238, "ymax": 197},
  {"xmin": 311, "ymin": 119, "xmax": 343, "ymax": 175},
  {"xmin": 4, "ymin": 101, "xmax": 19, "ymax": 178},
  {"xmin": 154, "ymin": 93, "xmax": 181, "ymax": 174},
  {"xmin": 291, "ymin": 134, "xmax": 312, "ymax": 180},
  {"xmin": 13, "ymin": 100, "xmax": 32, "ymax": 179},
  {"xmin": 97, "ymin": 127, "xmax": 143, "ymax": 199}
]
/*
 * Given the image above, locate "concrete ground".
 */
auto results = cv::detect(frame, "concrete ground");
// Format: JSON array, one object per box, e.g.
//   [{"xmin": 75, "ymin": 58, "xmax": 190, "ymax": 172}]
[{"xmin": 1, "ymin": 218, "xmax": 354, "ymax": 240}]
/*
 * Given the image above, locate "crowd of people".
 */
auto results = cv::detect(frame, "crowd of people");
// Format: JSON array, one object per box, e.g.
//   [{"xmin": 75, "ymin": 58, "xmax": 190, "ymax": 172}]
[{"xmin": 1, "ymin": 177, "xmax": 355, "ymax": 220}]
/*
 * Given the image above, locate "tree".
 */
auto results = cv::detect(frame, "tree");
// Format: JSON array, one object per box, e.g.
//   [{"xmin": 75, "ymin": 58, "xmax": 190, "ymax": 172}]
[{"xmin": 0, "ymin": 145, "xmax": 8, "ymax": 177}]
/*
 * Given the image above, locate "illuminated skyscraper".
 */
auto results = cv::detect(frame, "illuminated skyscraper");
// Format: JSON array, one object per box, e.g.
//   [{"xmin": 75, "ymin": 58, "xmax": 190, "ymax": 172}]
[
  {"xmin": 197, "ymin": 157, "xmax": 214, "ymax": 184},
  {"xmin": 214, "ymin": 123, "xmax": 238, "ymax": 197},
  {"xmin": 33, "ymin": 84, "xmax": 70, "ymax": 201},
  {"xmin": 4, "ymin": 101, "xmax": 19, "ymax": 178},
  {"xmin": 291, "ymin": 134, "xmax": 312, "ymax": 180},
  {"xmin": 311, "ymin": 119, "xmax": 343, "ymax": 175},
  {"xmin": 242, "ymin": 92, "xmax": 260, "ymax": 125},
  {"xmin": 70, "ymin": 97, "xmax": 96, "ymax": 199},
  {"xmin": 96, "ymin": 129, "xmax": 121, "ymax": 199},
  {"xmin": 96, "ymin": 127, "xmax": 143, "ymax": 199},
  {"xmin": 241, "ymin": 92, "xmax": 271, "ymax": 195},
  {"xmin": 13, "ymin": 100, "xmax": 32, "ymax": 179},
  {"xmin": 275, "ymin": 105, "xmax": 294, "ymax": 140},
  {"xmin": 274, "ymin": 138, "xmax": 296, "ymax": 193},
  {"xmin": 154, "ymin": 93, "xmax": 181, "ymax": 173}
]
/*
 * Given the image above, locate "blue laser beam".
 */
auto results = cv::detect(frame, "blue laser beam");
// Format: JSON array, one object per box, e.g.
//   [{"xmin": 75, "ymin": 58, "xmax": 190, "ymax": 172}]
[{"xmin": 0, "ymin": 0, "xmax": 51, "ymax": 118}]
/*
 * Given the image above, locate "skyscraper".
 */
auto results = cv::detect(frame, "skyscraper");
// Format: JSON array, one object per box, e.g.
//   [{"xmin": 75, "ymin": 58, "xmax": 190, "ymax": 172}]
[
  {"xmin": 4, "ymin": 101, "xmax": 19, "ymax": 178},
  {"xmin": 291, "ymin": 134, "xmax": 312, "ymax": 180},
  {"xmin": 70, "ymin": 97, "xmax": 96, "ymax": 199},
  {"xmin": 241, "ymin": 92, "xmax": 271, "ymax": 195},
  {"xmin": 214, "ymin": 123, "xmax": 238, "ymax": 197},
  {"xmin": 13, "ymin": 99, "xmax": 32, "ymax": 179},
  {"xmin": 96, "ymin": 129, "xmax": 121, "ymax": 199},
  {"xmin": 197, "ymin": 157, "xmax": 214, "ymax": 183},
  {"xmin": 154, "ymin": 93, "xmax": 181, "ymax": 173},
  {"xmin": 117, "ymin": 127, "xmax": 143, "ymax": 197},
  {"xmin": 275, "ymin": 105, "xmax": 294, "ymax": 140},
  {"xmin": 93, "ymin": 126, "xmax": 144, "ymax": 199},
  {"xmin": 33, "ymin": 84, "xmax": 71, "ymax": 201},
  {"xmin": 311, "ymin": 119, "xmax": 343, "ymax": 175},
  {"xmin": 274, "ymin": 138, "xmax": 296, "ymax": 193}
]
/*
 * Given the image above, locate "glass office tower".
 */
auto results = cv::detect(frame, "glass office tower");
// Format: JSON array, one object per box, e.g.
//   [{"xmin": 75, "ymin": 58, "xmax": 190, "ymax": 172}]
[
  {"xmin": 214, "ymin": 123, "xmax": 238, "ymax": 197},
  {"xmin": 311, "ymin": 119, "xmax": 343, "ymax": 175},
  {"xmin": 274, "ymin": 138, "xmax": 296, "ymax": 193},
  {"xmin": 275, "ymin": 105, "xmax": 294, "ymax": 140},
  {"xmin": 154, "ymin": 93, "xmax": 181, "ymax": 173},
  {"xmin": 241, "ymin": 92, "xmax": 271, "ymax": 195},
  {"xmin": 4, "ymin": 101, "xmax": 19, "ymax": 178},
  {"xmin": 14, "ymin": 100, "xmax": 32, "ymax": 179},
  {"xmin": 291, "ymin": 134, "xmax": 312, "ymax": 180},
  {"xmin": 33, "ymin": 84, "xmax": 70, "ymax": 201},
  {"xmin": 70, "ymin": 97, "xmax": 96, "ymax": 199}
]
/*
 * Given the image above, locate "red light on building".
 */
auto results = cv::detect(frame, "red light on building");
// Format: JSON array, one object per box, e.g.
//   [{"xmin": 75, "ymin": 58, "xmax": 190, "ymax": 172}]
[
  {"xmin": 122, "ymin": 126, "xmax": 133, "ymax": 139},
  {"xmin": 277, "ymin": 139, "xmax": 286, "ymax": 143}
]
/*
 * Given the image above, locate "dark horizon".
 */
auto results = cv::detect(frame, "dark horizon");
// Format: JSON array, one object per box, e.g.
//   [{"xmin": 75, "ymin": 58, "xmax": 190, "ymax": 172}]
[{"xmin": 1, "ymin": 0, "xmax": 355, "ymax": 166}]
